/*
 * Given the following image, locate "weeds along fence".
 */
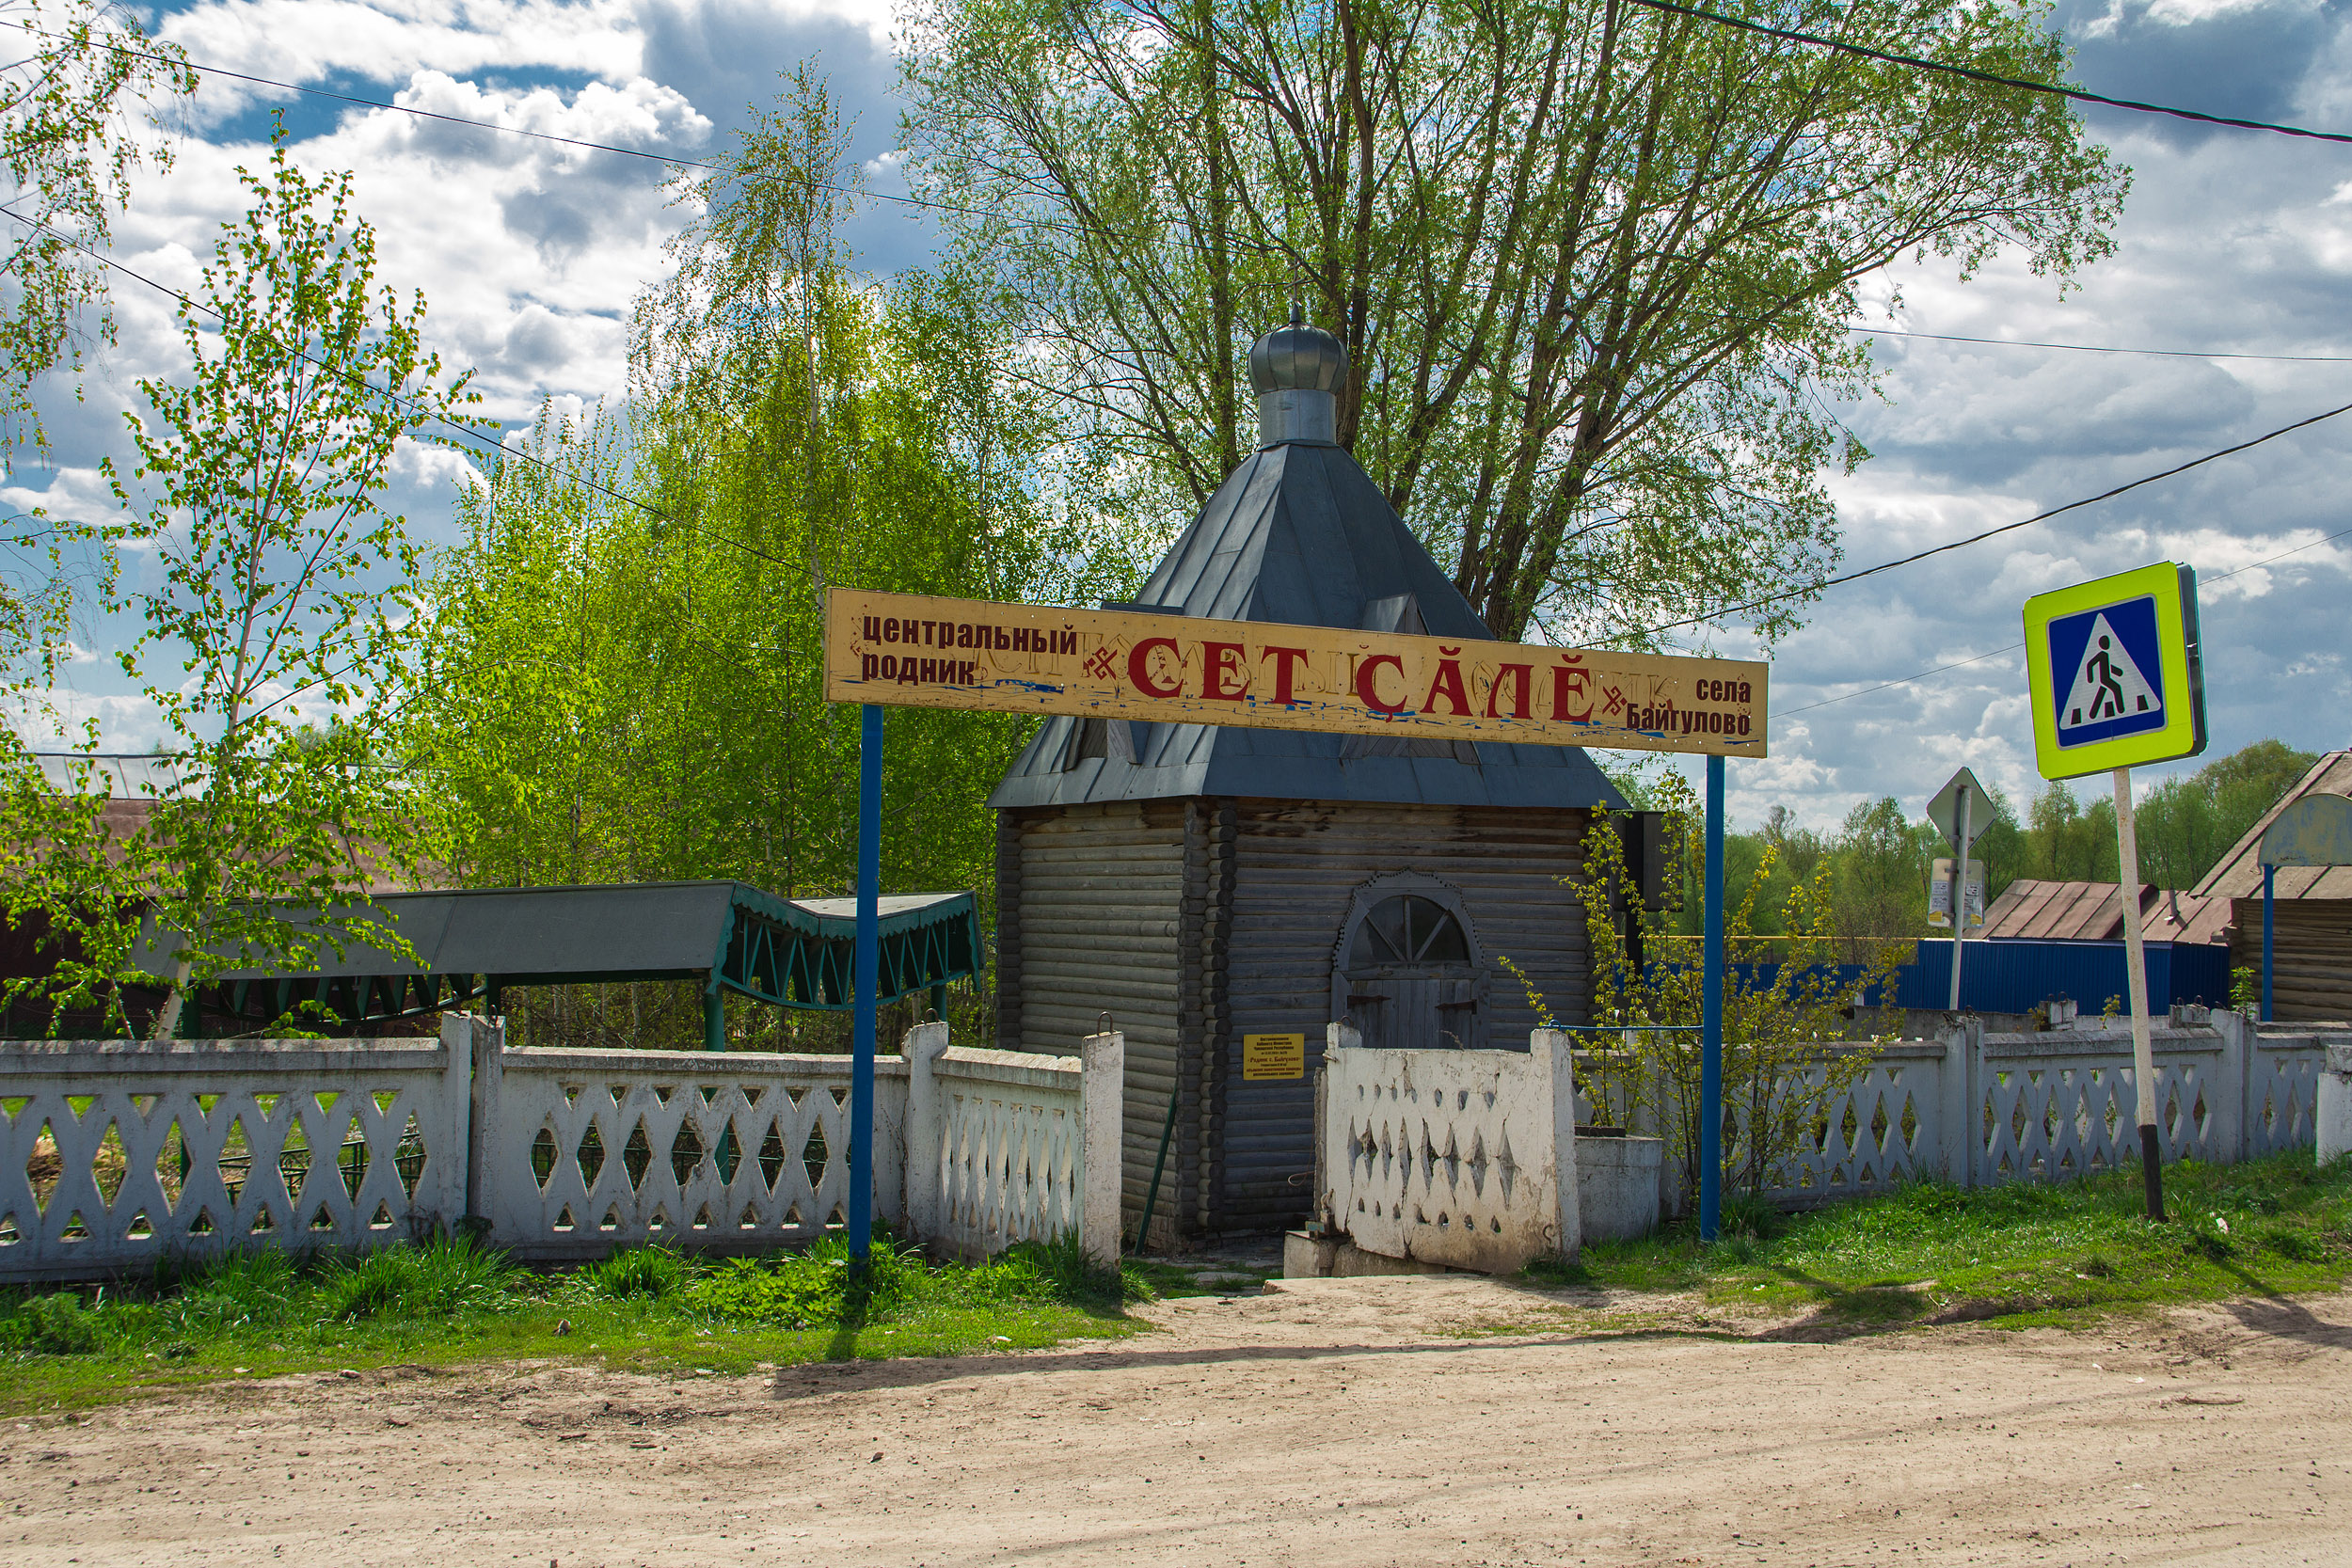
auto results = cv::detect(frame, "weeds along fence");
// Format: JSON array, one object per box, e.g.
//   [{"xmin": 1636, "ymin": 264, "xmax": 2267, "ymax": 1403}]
[
  {"xmin": 1571, "ymin": 1010, "xmax": 2344, "ymax": 1213},
  {"xmin": 0, "ymin": 1016, "xmax": 1121, "ymax": 1284}
]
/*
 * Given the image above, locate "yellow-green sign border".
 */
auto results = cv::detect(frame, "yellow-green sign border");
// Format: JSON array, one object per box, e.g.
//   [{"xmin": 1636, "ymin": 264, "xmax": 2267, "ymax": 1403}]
[{"xmin": 2022, "ymin": 561, "xmax": 2206, "ymax": 781}]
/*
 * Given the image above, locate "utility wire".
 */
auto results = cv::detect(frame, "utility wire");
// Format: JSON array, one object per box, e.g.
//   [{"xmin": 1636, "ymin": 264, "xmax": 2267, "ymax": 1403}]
[
  {"xmin": 1614, "ymin": 396, "xmax": 2352, "ymax": 642},
  {"xmin": 1777, "ymin": 523, "xmax": 2352, "ymax": 715},
  {"xmin": 0, "ymin": 201, "xmax": 798, "ymax": 576},
  {"xmin": 57, "ymin": 24, "xmax": 2352, "ymax": 369},
  {"xmin": 1854, "ymin": 326, "xmax": 2352, "ymax": 364},
  {"xmin": 23, "ymin": 183, "xmax": 2352, "ymax": 720},
  {"xmin": 1621, "ymin": 0, "xmax": 2352, "ymax": 147},
  {"xmin": 30, "ymin": 24, "xmax": 1039, "ymax": 230}
]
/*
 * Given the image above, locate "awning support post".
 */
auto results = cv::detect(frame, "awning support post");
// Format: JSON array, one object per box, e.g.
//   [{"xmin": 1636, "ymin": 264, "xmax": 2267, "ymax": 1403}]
[{"xmin": 702, "ymin": 986, "xmax": 725, "ymax": 1052}]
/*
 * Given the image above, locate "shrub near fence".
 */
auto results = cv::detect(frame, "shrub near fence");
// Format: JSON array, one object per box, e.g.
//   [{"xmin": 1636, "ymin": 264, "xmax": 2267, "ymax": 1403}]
[{"xmin": 0, "ymin": 1017, "xmax": 1122, "ymax": 1284}]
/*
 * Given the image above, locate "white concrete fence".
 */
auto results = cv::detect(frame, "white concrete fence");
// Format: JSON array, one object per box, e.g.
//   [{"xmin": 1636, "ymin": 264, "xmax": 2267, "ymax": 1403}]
[
  {"xmin": 1315, "ymin": 1009, "xmax": 2344, "ymax": 1274},
  {"xmin": 1575, "ymin": 1009, "xmax": 2344, "ymax": 1214},
  {"xmin": 0, "ymin": 1016, "xmax": 1122, "ymax": 1284}
]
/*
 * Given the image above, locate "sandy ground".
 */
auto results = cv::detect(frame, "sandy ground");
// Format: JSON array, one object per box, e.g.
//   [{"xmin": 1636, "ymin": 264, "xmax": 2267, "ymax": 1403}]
[{"xmin": 5, "ymin": 1276, "xmax": 2350, "ymax": 1568}]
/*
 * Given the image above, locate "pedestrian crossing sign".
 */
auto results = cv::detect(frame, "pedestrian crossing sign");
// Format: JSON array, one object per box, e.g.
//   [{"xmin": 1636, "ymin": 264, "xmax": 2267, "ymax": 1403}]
[{"xmin": 2023, "ymin": 561, "xmax": 2205, "ymax": 780}]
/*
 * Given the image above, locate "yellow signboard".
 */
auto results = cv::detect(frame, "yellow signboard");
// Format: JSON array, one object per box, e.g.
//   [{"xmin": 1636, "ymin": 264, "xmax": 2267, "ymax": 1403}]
[
  {"xmin": 823, "ymin": 589, "xmax": 1768, "ymax": 758},
  {"xmin": 1242, "ymin": 1033, "xmax": 1307, "ymax": 1081}
]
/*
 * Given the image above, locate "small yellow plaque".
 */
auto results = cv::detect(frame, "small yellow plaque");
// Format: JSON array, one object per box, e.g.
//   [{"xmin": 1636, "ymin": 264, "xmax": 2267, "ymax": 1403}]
[{"xmin": 1242, "ymin": 1033, "xmax": 1306, "ymax": 1081}]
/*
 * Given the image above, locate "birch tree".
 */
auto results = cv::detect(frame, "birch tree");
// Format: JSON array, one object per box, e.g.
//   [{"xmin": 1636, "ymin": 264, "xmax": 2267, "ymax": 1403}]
[{"xmin": 6, "ymin": 127, "xmax": 477, "ymax": 1035}]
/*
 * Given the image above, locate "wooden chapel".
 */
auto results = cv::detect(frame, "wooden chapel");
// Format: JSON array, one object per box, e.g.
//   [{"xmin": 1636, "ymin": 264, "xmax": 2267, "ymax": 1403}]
[{"xmin": 988, "ymin": 314, "xmax": 1626, "ymax": 1244}]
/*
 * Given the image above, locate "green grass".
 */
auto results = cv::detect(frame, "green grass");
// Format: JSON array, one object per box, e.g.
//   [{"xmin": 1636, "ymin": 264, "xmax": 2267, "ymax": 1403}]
[
  {"xmin": 1523, "ymin": 1149, "xmax": 2352, "ymax": 1330},
  {"xmin": 0, "ymin": 1230, "xmax": 1181, "ymax": 1414}
]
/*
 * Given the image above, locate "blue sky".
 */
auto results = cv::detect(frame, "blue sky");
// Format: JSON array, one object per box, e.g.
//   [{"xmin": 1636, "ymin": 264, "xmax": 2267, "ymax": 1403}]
[{"xmin": 8, "ymin": 0, "xmax": 2351, "ymax": 832}]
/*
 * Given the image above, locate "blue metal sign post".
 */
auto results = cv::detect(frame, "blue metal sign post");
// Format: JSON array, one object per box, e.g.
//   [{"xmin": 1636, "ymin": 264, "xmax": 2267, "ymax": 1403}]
[
  {"xmin": 1700, "ymin": 754, "xmax": 1725, "ymax": 1243},
  {"xmin": 849, "ymin": 703, "xmax": 882, "ymax": 1266},
  {"xmin": 2263, "ymin": 864, "xmax": 2276, "ymax": 1023}
]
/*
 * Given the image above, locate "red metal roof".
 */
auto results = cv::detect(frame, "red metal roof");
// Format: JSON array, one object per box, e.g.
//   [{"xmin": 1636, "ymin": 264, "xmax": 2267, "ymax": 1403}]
[{"xmin": 1979, "ymin": 879, "xmax": 2231, "ymax": 945}]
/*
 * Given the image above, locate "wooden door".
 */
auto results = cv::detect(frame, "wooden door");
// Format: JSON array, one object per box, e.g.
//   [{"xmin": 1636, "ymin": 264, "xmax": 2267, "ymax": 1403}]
[{"xmin": 1343, "ymin": 971, "xmax": 1479, "ymax": 1050}]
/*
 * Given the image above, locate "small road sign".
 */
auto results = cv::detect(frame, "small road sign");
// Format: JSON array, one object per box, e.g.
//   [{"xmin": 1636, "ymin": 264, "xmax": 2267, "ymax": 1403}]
[
  {"xmin": 1927, "ymin": 767, "xmax": 1990, "ymax": 852},
  {"xmin": 2023, "ymin": 562, "xmax": 2206, "ymax": 781},
  {"xmin": 1928, "ymin": 858, "xmax": 1986, "ymax": 929}
]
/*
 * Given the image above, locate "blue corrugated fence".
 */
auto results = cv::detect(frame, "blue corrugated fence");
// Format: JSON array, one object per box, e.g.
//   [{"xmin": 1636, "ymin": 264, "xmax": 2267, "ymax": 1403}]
[{"xmin": 1721, "ymin": 939, "xmax": 2233, "ymax": 1017}]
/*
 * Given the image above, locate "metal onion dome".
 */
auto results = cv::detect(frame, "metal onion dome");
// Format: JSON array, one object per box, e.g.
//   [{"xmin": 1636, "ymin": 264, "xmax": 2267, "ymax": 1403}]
[{"xmin": 1248, "ymin": 306, "xmax": 1348, "ymax": 395}]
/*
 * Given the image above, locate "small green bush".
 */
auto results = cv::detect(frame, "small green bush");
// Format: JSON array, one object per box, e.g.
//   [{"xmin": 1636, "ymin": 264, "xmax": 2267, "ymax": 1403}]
[
  {"xmin": 320, "ymin": 1237, "xmax": 518, "ymax": 1322},
  {"xmin": 2257, "ymin": 1224, "xmax": 2326, "ymax": 1263},
  {"xmin": 0, "ymin": 1292, "xmax": 103, "ymax": 1355},
  {"xmin": 579, "ymin": 1246, "xmax": 687, "ymax": 1302}
]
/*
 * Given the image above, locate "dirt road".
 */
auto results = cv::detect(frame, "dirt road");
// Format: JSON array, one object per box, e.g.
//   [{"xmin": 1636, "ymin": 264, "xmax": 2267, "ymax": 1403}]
[{"xmin": 6, "ymin": 1276, "xmax": 2349, "ymax": 1567}]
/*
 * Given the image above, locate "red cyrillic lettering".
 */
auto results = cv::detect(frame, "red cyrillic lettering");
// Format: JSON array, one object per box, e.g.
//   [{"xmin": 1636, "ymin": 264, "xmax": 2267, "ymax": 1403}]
[
  {"xmin": 1200, "ymin": 641, "xmax": 1248, "ymax": 701},
  {"xmin": 1423, "ymin": 652, "xmax": 1470, "ymax": 717},
  {"xmin": 1551, "ymin": 661, "xmax": 1593, "ymax": 723},
  {"xmin": 1486, "ymin": 662, "xmax": 1532, "ymax": 720},
  {"xmin": 1263, "ymin": 646, "xmax": 1310, "ymax": 705},
  {"xmin": 1130, "ymin": 637, "xmax": 1182, "ymax": 698},
  {"xmin": 1356, "ymin": 654, "xmax": 1406, "ymax": 715}
]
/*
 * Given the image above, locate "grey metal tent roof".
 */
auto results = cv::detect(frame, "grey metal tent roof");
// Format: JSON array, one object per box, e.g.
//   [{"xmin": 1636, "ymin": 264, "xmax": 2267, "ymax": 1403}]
[
  {"xmin": 990, "ymin": 439, "xmax": 1625, "ymax": 811},
  {"xmin": 132, "ymin": 882, "xmax": 981, "ymax": 1028}
]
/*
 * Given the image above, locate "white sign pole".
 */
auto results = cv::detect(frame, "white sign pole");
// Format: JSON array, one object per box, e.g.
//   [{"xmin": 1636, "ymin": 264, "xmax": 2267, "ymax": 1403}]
[
  {"xmin": 2110, "ymin": 766, "xmax": 2166, "ymax": 1222},
  {"xmin": 1947, "ymin": 784, "xmax": 1972, "ymax": 1011}
]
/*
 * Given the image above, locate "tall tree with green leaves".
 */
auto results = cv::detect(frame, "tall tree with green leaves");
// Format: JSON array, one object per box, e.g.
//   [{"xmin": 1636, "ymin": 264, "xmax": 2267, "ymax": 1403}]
[
  {"xmin": 5, "ymin": 127, "xmax": 478, "ymax": 1035},
  {"xmin": 901, "ymin": 0, "xmax": 2125, "ymax": 643},
  {"xmin": 413, "ymin": 77, "xmax": 1149, "ymax": 1051}
]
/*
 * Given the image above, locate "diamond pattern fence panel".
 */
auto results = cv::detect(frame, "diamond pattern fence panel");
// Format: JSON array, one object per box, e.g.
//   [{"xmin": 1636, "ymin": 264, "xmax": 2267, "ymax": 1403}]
[
  {"xmin": 1320, "ymin": 1028, "xmax": 1576, "ymax": 1272},
  {"xmin": 472, "ymin": 1037, "xmax": 909, "ymax": 1261},
  {"xmin": 0, "ymin": 1032, "xmax": 467, "ymax": 1282},
  {"xmin": 930, "ymin": 1053, "xmax": 1082, "ymax": 1260},
  {"xmin": 2246, "ymin": 1033, "xmax": 2331, "ymax": 1160},
  {"xmin": 1749, "ymin": 1044, "xmax": 1951, "ymax": 1209},
  {"xmin": 1973, "ymin": 1030, "xmax": 2236, "ymax": 1185}
]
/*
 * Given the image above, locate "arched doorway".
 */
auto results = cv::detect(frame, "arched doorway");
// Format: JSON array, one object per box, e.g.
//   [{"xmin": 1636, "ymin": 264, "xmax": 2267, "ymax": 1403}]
[{"xmin": 1331, "ymin": 875, "xmax": 1484, "ymax": 1051}]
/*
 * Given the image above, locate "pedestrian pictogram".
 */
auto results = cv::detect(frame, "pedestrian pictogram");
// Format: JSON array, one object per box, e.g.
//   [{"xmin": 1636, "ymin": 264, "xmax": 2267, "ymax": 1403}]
[
  {"xmin": 2053, "ymin": 602, "xmax": 2163, "ymax": 746},
  {"xmin": 2022, "ymin": 562, "xmax": 2205, "ymax": 781}
]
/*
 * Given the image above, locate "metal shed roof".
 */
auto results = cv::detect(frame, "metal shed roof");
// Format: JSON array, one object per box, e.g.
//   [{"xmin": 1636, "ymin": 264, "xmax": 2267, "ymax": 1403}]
[
  {"xmin": 991, "ymin": 440, "xmax": 1624, "ymax": 812},
  {"xmin": 1979, "ymin": 879, "xmax": 2231, "ymax": 945},
  {"xmin": 137, "ymin": 881, "xmax": 980, "ymax": 1029}
]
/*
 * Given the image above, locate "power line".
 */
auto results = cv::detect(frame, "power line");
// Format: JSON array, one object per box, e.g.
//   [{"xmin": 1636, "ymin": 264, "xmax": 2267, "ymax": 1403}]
[
  {"xmin": 1776, "ymin": 522, "xmax": 2352, "ymax": 715},
  {"xmin": 64, "ymin": 24, "xmax": 2352, "ymax": 372},
  {"xmin": 1854, "ymin": 326, "xmax": 2352, "ymax": 365},
  {"xmin": 1616, "ymin": 395, "xmax": 2352, "ymax": 642},
  {"xmin": 0, "ymin": 200, "xmax": 801, "ymax": 578},
  {"xmin": 38, "ymin": 24, "xmax": 1037, "ymax": 231},
  {"xmin": 1622, "ymin": 0, "xmax": 2352, "ymax": 148}
]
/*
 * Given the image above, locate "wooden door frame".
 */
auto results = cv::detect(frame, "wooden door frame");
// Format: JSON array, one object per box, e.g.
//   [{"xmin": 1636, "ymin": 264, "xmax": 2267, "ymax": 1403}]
[{"xmin": 1327, "ymin": 871, "xmax": 1489, "ymax": 1048}]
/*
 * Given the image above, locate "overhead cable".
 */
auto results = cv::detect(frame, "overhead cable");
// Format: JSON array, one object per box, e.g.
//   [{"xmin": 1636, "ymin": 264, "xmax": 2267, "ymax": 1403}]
[
  {"xmin": 1777, "ymin": 523, "xmax": 2352, "ymax": 715},
  {"xmin": 1620, "ymin": 0, "xmax": 2352, "ymax": 147},
  {"xmin": 1855, "ymin": 326, "xmax": 2352, "ymax": 364},
  {"xmin": 0, "ymin": 202, "xmax": 795, "ymax": 575},
  {"xmin": 1611, "ymin": 396, "xmax": 2352, "ymax": 643}
]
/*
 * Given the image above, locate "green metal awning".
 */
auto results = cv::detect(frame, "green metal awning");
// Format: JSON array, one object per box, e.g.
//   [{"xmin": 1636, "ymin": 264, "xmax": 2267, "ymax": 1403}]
[{"xmin": 135, "ymin": 881, "xmax": 981, "ymax": 1030}]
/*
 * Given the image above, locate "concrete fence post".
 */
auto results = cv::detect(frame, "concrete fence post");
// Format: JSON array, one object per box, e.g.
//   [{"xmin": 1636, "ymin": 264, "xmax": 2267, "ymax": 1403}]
[
  {"xmin": 1078, "ymin": 1030, "xmax": 1124, "ymax": 1268},
  {"xmin": 2211, "ymin": 1008, "xmax": 2250, "ymax": 1162},
  {"xmin": 2318, "ymin": 1043, "xmax": 2352, "ymax": 1164},
  {"xmin": 461, "ymin": 1013, "xmax": 502, "ymax": 1228},
  {"xmin": 1934, "ymin": 1017, "xmax": 1969, "ymax": 1188},
  {"xmin": 901, "ymin": 1020, "xmax": 950, "ymax": 1248},
  {"xmin": 1532, "ymin": 1027, "xmax": 1581, "ymax": 1259},
  {"xmin": 435, "ymin": 1013, "xmax": 480, "ymax": 1232}
]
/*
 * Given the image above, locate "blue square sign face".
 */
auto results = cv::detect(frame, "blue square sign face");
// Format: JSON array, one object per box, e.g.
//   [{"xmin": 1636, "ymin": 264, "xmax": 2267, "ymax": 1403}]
[{"xmin": 2046, "ymin": 594, "xmax": 2166, "ymax": 749}]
